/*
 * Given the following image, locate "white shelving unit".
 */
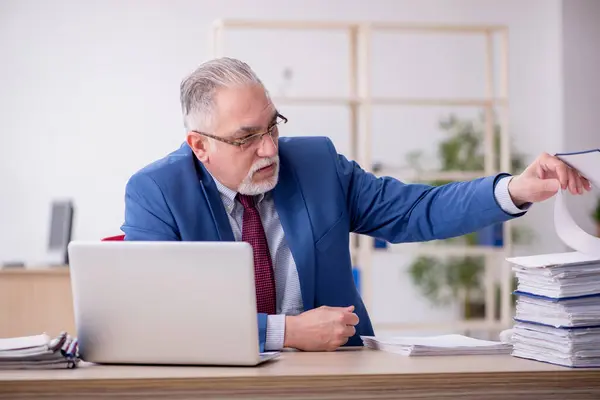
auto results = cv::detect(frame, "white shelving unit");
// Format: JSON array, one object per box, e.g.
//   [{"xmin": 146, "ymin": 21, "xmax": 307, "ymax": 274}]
[{"xmin": 211, "ymin": 19, "xmax": 514, "ymax": 334}]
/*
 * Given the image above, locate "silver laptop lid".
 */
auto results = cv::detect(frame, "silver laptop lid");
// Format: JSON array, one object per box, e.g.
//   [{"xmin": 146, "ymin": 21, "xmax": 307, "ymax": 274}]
[{"xmin": 68, "ymin": 241, "xmax": 262, "ymax": 366}]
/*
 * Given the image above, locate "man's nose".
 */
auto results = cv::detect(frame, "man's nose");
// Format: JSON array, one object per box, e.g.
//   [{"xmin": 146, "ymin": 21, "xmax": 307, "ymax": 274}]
[{"xmin": 257, "ymin": 133, "xmax": 277, "ymax": 157}]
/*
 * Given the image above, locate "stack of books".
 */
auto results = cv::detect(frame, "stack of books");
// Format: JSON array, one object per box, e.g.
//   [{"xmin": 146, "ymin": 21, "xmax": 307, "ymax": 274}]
[
  {"xmin": 0, "ymin": 332, "xmax": 80, "ymax": 369},
  {"xmin": 361, "ymin": 334, "xmax": 512, "ymax": 356},
  {"xmin": 507, "ymin": 251, "xmax": 600, "ymax": 367}
]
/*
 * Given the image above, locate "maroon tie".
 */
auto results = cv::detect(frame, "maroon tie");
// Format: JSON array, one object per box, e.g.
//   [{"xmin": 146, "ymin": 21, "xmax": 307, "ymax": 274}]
[{"xmin": 237, "ymin": 194, "xmax": 277, "ymax": 315}]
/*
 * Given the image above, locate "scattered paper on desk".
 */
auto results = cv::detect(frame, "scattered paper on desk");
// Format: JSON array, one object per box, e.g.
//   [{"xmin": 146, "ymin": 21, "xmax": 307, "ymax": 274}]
[
  {"xmin": 361, "ymin": 334, "xmax": 512, "ymax": 356},
  {"xmin": 0, "ymin": 332, "xmax": 80, "ymax": 369}
]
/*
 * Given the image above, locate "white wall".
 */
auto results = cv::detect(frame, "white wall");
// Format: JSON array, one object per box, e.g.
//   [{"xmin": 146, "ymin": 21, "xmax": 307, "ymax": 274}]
[
  {"xmin": 0, "ymin": 0, "xmax": 573, "ymax": 327},
  {"xmin": 560, "ymin": 0, "xmax": 600, "ymax": 238}
]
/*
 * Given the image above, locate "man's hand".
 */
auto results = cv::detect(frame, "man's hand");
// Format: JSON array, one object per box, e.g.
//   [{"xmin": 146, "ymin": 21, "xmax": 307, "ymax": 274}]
[
  {"xmin": 508, "ymin": 152, "xmax": 592, "ymax": 206},
  {"xmin": 283, "ymin": 305, "xmax": 359, "ymax": 351}
]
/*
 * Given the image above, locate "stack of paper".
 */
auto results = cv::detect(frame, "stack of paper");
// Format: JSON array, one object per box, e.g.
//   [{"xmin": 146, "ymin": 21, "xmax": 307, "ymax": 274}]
[
  {"xmin": 511, "ymin": 252, "xmax": 600, "ymax": 300},
  {"xmin": 507, "ymin": 251, "xmax": 600, "ymax": 367},
  {"xmin": 511, "ymin": 321, "xmax": 600, "ymax": 368},
  {"xmin": 360, "ymin": 334, "xmax": 512, "ymax": 356},
  {"xmin": 0, "ymin": 332, "xmax": 80, "ymax": 369}
]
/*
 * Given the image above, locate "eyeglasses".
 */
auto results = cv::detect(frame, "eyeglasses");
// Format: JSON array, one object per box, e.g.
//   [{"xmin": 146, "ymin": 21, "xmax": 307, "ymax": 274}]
[{"xmin": 192, "ymin": 113, "xmax": 287, "ymax": 150}]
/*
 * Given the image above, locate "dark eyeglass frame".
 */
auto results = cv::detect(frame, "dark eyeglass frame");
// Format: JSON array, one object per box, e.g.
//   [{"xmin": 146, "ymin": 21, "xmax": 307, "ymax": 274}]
[{"xmin": 191, "ymin": 113, "xmax": 288, "ymax": 148}]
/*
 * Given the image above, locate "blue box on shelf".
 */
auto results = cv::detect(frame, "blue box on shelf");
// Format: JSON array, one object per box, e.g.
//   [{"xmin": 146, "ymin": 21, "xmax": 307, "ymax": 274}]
[
  {"xmin": 352, "ymin": 267, "xmax": 361, "ymax": 294},
  {"xmin": 477, "ymin": 222, "xmax": 504, "ymax": 247},
  {"xmin": 373, "ymin": 238, "xmax": 388, "ymax": 249}
]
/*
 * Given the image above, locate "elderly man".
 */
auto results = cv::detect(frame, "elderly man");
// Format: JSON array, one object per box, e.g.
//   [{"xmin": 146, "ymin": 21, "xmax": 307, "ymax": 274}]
[{"xmin": 122, "ymin": 57, "xmax": 590, "ymax": 352}]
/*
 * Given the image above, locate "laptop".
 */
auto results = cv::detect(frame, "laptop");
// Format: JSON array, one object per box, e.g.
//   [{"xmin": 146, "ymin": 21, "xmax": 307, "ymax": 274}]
[{"xmin": 67, "ymin": 240, "xmax": 280, "ymax": 366}]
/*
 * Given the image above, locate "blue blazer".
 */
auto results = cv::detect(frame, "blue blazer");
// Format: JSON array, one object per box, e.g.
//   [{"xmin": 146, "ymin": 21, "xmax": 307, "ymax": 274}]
[{"xmin": 121, "ymin": 136, "xmax": 522, "ymax": 349}]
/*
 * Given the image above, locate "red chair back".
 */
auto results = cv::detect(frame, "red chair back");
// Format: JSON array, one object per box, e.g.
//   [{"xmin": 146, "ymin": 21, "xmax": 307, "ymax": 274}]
[{"xmin": 102, "ymin": 234, "xmax": 125, "ymax": 241}]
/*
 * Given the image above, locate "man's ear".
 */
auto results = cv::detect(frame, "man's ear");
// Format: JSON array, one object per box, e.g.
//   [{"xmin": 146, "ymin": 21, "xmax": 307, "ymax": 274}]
[{"xmin": 186, "ymin": 132, "xmax": 210, "ymax": 162}]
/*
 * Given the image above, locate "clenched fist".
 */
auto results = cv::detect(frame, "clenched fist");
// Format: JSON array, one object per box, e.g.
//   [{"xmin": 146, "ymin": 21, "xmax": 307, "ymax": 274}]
[{"xmin": 283, "ymin": 305, "xmax": 359, "ymax": 351}]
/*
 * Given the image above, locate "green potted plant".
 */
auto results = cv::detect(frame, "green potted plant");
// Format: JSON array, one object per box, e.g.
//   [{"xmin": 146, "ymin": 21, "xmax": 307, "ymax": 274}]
[
  {"xmin": 593, "ymin": 198, "xmax": 600, "ymax": 237},
  {"xmin": 405, "ymin": 112, "xmax": 531, "ymax": 320}
]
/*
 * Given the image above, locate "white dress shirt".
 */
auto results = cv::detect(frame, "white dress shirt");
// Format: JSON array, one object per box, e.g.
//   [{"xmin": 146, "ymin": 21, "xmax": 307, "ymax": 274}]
[{"xmin": 212, "ymin": 175, "xmax": 525, "ymax": 351}]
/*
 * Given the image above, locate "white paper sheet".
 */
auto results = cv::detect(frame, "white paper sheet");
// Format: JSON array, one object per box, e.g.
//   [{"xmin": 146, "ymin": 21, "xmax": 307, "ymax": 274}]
[
  {"xmin": 506, "ymin": 251, "xmax": 600, "ymax": 268},
  {"xmin": 0, "ymin": 332, "xmax": 80, "ymax": 369},
  {"xmin": 363, "ymin": 334, "xmax": 504, "ymax": 347},
  {"xmin": 360, "ymin": 334, "xmax": 512, "ymax": 356},
  {"xmin": 554, "ymin": 149, "xmax": 600, "ymax": 258},
  {"xmin": 0, "ymin": 334, "xmax": 50, "ymax": 352}
]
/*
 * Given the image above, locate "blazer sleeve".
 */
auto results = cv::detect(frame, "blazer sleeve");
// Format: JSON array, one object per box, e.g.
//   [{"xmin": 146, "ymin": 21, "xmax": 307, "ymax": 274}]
[
  {"xmin": 327, "ymin": 140, "xmax": 525, "ymax": 243},
  {"xmin": 257, "ymin": 313, "xmax": 267, "ymax": 353}
]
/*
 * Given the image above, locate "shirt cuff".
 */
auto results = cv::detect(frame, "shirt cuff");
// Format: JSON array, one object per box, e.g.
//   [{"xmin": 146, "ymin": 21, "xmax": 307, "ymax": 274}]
[
  {"xmin": 265, "ymin": 314, "xmax": 286, "ymax": 351},
  {"xmin": 494, "ymin": 175, "xmax": 531, "ymax": 215}
]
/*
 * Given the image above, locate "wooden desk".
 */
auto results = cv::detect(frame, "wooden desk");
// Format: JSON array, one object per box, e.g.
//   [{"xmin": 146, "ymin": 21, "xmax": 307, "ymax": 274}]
[
  {"xmin": 1, "ymin": 349, "xmax": 599, "ymax": 399},
  {"xmin": 0, "ymin": 268, "xmax": 75, "ymax": 338}
]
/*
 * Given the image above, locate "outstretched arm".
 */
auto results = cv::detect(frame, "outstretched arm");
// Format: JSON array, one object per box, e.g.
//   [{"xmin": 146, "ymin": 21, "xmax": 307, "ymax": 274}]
[{"xmin": 330, "ymin": 146, "xmax": 525, "ymax": 243}]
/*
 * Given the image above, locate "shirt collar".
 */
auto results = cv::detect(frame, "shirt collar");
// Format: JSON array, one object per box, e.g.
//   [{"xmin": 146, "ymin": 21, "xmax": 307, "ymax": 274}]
[{"xmin": 208, "ymin": 172, "xmax": 266, "ymax": 214}]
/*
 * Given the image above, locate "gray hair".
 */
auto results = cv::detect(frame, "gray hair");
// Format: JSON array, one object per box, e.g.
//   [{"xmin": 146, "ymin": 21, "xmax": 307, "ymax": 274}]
[{"xmin": 180, "ymin": 57, "xmax": 266, "ymax": 132}]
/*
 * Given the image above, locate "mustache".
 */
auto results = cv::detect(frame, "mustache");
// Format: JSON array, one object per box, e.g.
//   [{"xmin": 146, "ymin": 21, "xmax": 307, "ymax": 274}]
[{"xmin": 249, "ymin": 157, "xmax": 279, "ymax": 175}]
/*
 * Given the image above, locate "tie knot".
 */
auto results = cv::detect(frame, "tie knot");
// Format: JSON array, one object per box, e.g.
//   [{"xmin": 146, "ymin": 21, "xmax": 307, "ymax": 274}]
[{"xmin": 237, "ymin": 194, "xmax": 256, "ymax": 210}]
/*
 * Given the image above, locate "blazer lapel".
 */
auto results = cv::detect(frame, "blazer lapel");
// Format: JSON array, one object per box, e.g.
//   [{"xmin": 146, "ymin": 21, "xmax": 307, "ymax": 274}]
[
  {"xmin": 199, "ymin": 180, "xmax": 235, "ymax": 242},
  {"xmin": 273, "ymin": 157, "xmax": 316, "ymax": 310},
  {"xmin": 194, "ymin": 156, "xmax": 235, "ymax": 242}
]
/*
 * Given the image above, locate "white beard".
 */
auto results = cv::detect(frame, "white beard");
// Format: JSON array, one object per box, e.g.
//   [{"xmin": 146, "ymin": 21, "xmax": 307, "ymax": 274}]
[{"xmin": 237, "ymin": 156, "xmax": 280, "ymax": 195}]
